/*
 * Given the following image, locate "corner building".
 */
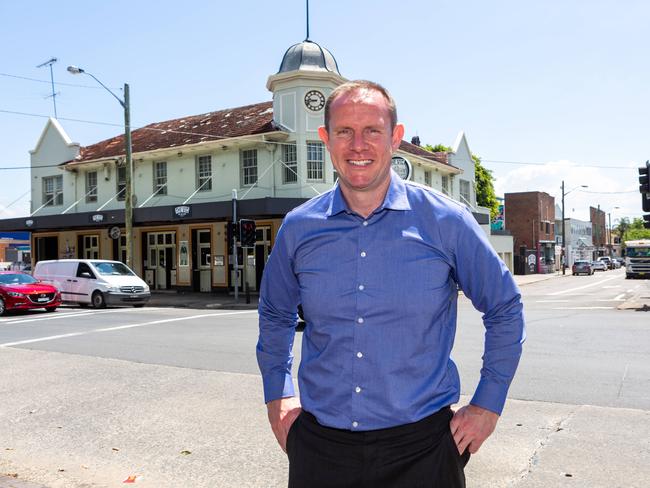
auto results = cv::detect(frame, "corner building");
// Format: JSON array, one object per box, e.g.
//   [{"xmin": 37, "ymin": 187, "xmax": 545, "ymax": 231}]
[{"xmin": 1, "ymin": 40, "xmax": 487, "ymax": 292}]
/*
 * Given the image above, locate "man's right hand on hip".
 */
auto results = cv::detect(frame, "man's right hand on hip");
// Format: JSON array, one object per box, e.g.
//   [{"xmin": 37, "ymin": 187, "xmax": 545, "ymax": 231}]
[{"xmin": 267, "ymin": 397, "xmax": 302, "ymax": 453}]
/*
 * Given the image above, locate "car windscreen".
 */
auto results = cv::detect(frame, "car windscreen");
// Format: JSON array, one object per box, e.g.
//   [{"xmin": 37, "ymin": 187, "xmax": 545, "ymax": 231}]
[
  {"xmin": 627, "ymin": 247, "xmax": 650, "ymax": 257},
  {"xmin": 91, "ymin": 262, "xmax": 135, "ymax": 276},
  {"xmin": 0, "ymin": 273, "xmax": 38, "ymax": 285}
]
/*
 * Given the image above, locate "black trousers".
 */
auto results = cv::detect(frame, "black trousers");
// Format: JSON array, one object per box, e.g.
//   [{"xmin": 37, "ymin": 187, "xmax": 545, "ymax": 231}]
[{"xmin": 287, "ymin": 407, "xmax": 470, "ymax": 488}]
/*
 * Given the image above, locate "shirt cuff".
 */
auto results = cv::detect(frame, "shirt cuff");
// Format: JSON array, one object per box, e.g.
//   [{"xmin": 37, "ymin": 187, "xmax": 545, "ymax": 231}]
[
  {"xmin": 263, "ymin": 372, "xmax": 295, "ymax": 404},
  {"xmin": 470, "ymin": 378, "xmax": 508, "ymax": 415}
]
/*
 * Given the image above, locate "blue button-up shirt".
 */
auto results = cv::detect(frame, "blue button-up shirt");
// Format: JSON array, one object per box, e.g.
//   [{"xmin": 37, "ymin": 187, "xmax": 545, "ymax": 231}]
[{"xmin": 257, "ymin": 171, "xmax": 525, "ymax": 431}]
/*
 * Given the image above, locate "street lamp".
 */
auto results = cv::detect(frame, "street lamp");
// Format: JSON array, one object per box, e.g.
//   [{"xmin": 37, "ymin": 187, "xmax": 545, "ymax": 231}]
[
  {"xmin": 67, "ymin": 66, "xmax": 134, "ymax": 269},
  {"xmin": 561, "ymin": 181, "xmax": 588, "ymax": 275},
  {"xmin": 608, "ymin": 206, "xmax": 621, "ymax": 256}
]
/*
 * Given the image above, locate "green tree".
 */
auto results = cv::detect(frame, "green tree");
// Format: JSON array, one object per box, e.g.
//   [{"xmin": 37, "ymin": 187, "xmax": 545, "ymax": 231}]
[
  {"xmin": 424, "ymin": 144, "xmax": 451, "ymax": 153},
  {"xmin": 616, "ymin": 217, "xmax": 650, "ymax": 245},
  {"xmin": 472, "ymin": 154, "xmax": 500, "ymax": 218}
]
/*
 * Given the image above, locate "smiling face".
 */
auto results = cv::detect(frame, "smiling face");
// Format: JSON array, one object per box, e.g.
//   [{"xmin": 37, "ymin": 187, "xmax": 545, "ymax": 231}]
[{"xmin": 318, "ymin": 88, "xmax": 404, "ymax": 208}]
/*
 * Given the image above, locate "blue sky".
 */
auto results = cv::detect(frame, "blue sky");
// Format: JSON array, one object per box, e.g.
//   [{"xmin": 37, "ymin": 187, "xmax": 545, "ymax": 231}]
[{"xmin": 2, "ymin": 0, "xmax": 648, "ymax": 223}]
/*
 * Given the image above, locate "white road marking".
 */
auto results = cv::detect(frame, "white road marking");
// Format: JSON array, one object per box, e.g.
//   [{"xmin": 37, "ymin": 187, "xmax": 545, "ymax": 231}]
[
  {"xmin": 614, "ymin": 293, "xmax": 626, "ymax": 301},
  {"xmin": 548, "ymin": 276, "xmax": 620, "ymax": 296},
  {"xmin": 0, "ymin": 310, "xmax": 257, "ymax": 347},
  {"xmin": 603, "ymin": 285, "xmax": 621, "ymax": 289},
  {"xmin": 0, "ymin": 307, "xmax": 164, "ymax": 325},
  {"xmin": 535, "ymin": 300, "xmax": 571, "ymax": 303},
  {"xmin": 551, "ymin": 306, "xmax": 614, "ymax": 310}
]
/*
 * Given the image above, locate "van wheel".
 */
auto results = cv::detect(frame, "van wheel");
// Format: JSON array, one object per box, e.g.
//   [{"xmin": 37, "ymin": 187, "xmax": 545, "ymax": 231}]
[
  {"xmin": 92, "ymin": 291, "xmax": 106, "ymax": 309},
  {"xmin": 45, "ymin": 307, "xmax": 57, "ymax": 313},
  {"xmin": 0, "ymin": 298, "xmax": 6, "ymax": 316}
]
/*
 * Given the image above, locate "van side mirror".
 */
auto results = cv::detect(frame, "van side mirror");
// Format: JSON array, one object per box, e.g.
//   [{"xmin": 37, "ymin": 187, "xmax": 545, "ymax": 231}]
[{"xmin": 81, "ymin": 272, "xmax": 92, "ymax": 278}]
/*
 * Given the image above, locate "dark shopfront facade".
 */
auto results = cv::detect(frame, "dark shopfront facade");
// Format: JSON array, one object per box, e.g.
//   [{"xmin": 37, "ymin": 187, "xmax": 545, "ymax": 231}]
[{"xmin": 0, "ymin": 197, "xmax": 306, "ymax": 293}]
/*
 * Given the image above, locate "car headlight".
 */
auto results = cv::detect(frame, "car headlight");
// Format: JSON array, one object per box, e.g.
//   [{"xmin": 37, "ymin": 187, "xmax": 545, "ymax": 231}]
[
  {"xmin": 143, "ymin": 284, "xmax": 150, "ymax": 293},
  {"xmin": 7, "ymin": 291, "xmax": 25, "ymax": 297},
  {"xmin": 103, "ymin": 284, "xmax": 118, "ymax": 291}
]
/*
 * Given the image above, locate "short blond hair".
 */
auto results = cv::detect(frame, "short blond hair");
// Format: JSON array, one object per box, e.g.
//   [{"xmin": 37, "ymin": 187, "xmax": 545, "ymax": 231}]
[{"xmin": 324, "ymin": 80, "xmax": 397, "ymax": 132}]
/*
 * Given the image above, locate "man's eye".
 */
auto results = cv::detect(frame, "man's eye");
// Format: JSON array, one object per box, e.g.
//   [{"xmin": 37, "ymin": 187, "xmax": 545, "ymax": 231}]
[{"xmin": 336, "ymin": 129, "xmax": 352, "ymax": 137}]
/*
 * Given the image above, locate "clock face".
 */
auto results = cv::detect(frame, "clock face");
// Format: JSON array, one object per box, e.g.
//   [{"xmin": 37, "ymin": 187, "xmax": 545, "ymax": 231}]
[
  {"xmin": 304, "ymin": 90, "xmax": 325, "ymax": 111},
  {"xmin": 390, "ymin": 156, "xmax": 412, "ymax": 180}
]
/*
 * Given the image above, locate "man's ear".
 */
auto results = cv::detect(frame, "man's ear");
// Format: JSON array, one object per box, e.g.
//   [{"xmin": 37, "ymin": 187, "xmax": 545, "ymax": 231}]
[
  {"xmin": 391, "ymin": 123, "xmax": 405, "ymax": 151},
  {"xmin": 317, "ymin": 126, "xmax": 330, "ymax": 148}
]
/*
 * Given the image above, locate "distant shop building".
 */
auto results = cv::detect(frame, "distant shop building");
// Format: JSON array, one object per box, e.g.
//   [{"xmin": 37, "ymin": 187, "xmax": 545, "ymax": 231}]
[{"xmin": 505, "ymin": 191, "xmax": 556, "ymax": 274}]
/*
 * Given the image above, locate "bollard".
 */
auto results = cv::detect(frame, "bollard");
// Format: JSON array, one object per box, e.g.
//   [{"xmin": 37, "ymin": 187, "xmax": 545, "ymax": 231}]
[{"xmin": 245, "ymin": 281, "xmax": 250, "ymax": 304}]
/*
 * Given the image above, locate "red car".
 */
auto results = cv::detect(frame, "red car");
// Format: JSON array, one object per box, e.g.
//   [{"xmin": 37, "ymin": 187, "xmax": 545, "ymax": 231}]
[{"xmin": 0, "ymin": 271, "xmax": 61, "ymax": 315}]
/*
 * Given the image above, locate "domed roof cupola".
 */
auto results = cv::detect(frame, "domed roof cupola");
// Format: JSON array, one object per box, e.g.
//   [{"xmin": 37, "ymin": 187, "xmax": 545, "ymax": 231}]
[{"xmin": 277, "ymin": 40, "xmax": 340, "ymax": 75}]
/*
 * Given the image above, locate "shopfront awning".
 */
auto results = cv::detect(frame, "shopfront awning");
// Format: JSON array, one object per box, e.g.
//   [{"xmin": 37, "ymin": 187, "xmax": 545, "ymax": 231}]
[{"xmin": 0, "ymin": 197, "xmax": 310, "ymax": 233}]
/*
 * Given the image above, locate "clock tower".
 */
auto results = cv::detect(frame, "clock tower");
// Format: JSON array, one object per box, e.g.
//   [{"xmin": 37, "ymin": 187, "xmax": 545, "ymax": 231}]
[{"xmin": 266, "ymin": 39, "xmax": 346, "ymax": 195}]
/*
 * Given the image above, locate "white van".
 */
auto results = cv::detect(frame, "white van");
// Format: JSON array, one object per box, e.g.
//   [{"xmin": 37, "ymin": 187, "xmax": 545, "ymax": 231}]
[{"xmin": 33, "ymin": 259, "xmax": 151, "ymax": 308}]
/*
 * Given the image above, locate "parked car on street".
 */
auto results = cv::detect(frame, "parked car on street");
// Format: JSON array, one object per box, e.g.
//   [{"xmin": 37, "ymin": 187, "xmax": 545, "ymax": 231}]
[
  {"xmin": 591, "ymin": 260, "xmax": 608, "ymax": 272},
  {"xmin": 572, "ymin": 260, "xmax": 594, "ymax": 276},
  {"xmin": 33, "ymin": 259, "xmax": 150, "ymax": 308},
  {"xmin": 597, "ymin": 256, "xmax": 613, "ymax": 269},
  {"xmin": 0, "ymin": 271, "xmax": 61, "ymax": 315}
]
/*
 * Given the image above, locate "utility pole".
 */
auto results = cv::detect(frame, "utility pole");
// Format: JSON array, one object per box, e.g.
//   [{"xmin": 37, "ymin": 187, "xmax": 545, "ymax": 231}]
[
  {"xmin": 560, "ymin": 180, "xmax": 566, "ymax": 274},
  {"xmin": 232, "ymin": 189, "xmax": 238, "ymax": 302},
  {"xmin": 124, "ymin": 83, "xmax": 134, "ymax": 269}
]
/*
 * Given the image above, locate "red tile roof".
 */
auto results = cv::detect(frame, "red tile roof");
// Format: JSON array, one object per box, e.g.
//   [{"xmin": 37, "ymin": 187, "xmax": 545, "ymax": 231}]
[
  {"xmin": 398, "ymin": 141, "xmax": 449, "ymax": 165},
  {"xmin": 68, "ymin": 101, "xmax": 276, "ymax": 164},
  {"xmin": 66, "ymin": 100, "xmax": 453, "ymax": 169}
]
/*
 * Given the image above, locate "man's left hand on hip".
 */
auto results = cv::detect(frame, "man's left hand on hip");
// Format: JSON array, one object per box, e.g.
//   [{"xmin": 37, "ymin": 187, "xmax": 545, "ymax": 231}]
[{"xmin": 449, "ymin": 404, "xmax": 499, "ymax": 455}]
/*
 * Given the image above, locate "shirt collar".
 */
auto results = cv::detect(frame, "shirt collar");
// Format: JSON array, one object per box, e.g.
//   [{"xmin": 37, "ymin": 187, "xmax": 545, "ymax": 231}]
[{"xmin": 325, "ymin": 170, "xmax": 411, "ymax": 217}]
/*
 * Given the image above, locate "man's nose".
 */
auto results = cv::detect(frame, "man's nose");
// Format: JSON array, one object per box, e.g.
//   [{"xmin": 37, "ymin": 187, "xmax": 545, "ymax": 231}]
[{"xmin": 350, "ymin": 131, "xmax": 368, "ymax": 151}]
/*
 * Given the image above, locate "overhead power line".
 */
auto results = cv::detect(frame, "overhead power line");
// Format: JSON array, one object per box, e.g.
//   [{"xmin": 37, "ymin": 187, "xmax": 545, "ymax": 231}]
[{"xmin": 0, "ymin": 72, "xmax": 119, "ymax": 90}]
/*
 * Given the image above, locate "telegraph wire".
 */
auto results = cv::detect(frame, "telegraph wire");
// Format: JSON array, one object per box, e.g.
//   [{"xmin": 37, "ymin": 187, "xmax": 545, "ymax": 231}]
[{"xmin": 0, "ymin": 109, "xmax": 644, "ymax": 172}]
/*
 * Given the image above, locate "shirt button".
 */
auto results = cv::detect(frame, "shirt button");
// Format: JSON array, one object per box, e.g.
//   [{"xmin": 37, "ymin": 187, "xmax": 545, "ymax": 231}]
[
  {"xmin": 363, "ymin": 221, "xmax": 369, "ymax": 227},
  {"xmin": 358, "ymin": 284, "xmax": 365, "ymax": 291},
  {"xmin": 357, "ymin": 317, "xmax": 364, "ymax": 324},
  {"xmin": 357, "ymin": 352, "xmax": 363, "ymax": 358},
  {"xmin": 355, "ymin": 386, "xmax": 362, "ymax": 393},
  {"xmin": 360, "ymin": 251, "xmax": 367, "ymax": 258},
  {"xmin": 352, "ymin": 421, "xmax": 359, "ymax": 428}
]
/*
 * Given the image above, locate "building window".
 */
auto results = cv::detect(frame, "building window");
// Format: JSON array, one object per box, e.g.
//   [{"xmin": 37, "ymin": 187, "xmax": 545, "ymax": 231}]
[
  {"xmin": 307, "ymin": 142, "xmax": 324, "ymax": 181},
  {"xmin": 196, "ymin": 155, "xmax": 212, "ymax": 191},
  {"xmin": 42, "ymin": 175, "xmax": 63, "ymax": 206},
  {"xmin": 424, "ymin": 170, "xmax": 431, "ymax": 187},
  {"xmin": 154, "ymin": 161, "xmax": 167, "ymax": 195},
  {"xmin": 117, "ymin": 166, "xmax": 126, "ymax": 201},
  {"xmin": 282, "ymin": 143, "xmax": 297, "ymax": 184},
  {"xmin": 82, "ymin": 235, "xmax": 99, "ymax": 259},
  {"xmin": 545, "ymin": 222, "xmax": 550, "ymax": 234},
  {"xmin": 460, "ymin": 179, "xmax": 470, "ymax": 204},
  {"xmin": 86, "ymin": 171, "xmax": 97, "ymax": 203},
  {"xmin": 241, "ymin": 149, "xmax": 258, "ymax": 187},
  {"xmin": 441, "ymin": 175, "xmax": 449, "ymax": 195}
]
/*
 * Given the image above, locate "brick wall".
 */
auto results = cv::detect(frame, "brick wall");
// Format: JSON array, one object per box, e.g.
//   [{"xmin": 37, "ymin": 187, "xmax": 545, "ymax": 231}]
[{"xmin": 505, "ymin": 192, "xmax": 556, "ymax": 252}]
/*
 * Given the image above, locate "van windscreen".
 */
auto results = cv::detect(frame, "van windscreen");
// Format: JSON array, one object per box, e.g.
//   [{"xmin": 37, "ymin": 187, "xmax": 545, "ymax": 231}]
[{"xmin": 91, "ymin": 262, "xmax": 134, "ymax": 276}]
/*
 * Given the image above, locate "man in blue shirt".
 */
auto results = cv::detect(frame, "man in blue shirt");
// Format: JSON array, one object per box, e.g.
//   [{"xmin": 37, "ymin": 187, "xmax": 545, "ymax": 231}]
[{"xmin": 257, "ymin": 80, "xmax": 525, "ymax": 487}]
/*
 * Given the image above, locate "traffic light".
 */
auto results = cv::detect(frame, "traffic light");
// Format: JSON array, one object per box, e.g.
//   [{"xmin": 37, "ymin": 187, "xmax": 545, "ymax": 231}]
[
  {"xmin": 638, "ymin": 161, "xmax": 649, "ymax": 212},
  {"xmin": 643, "ymin": 214, "xmax": 650, "ymax": 230},
  {"xmin": 239, "ymin": 219, "xmax": 256, "ymax": 247},
  {"xmin": 639, "ymin": 160, "xmax": 650, "ymax": 194},
  {"xmin": 227, "ymin": 221, "xmax": 239, "ymax": 248}
]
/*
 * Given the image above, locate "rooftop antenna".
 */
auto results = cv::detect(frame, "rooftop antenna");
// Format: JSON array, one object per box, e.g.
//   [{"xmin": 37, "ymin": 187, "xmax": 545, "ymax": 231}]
[
  {"xmin": 305, "ymin": 0, "xmax": 310, "ymax": 41},
  {"xmin": 36, "ymin": 57, "xmax": 59, "ymax": 118}
]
